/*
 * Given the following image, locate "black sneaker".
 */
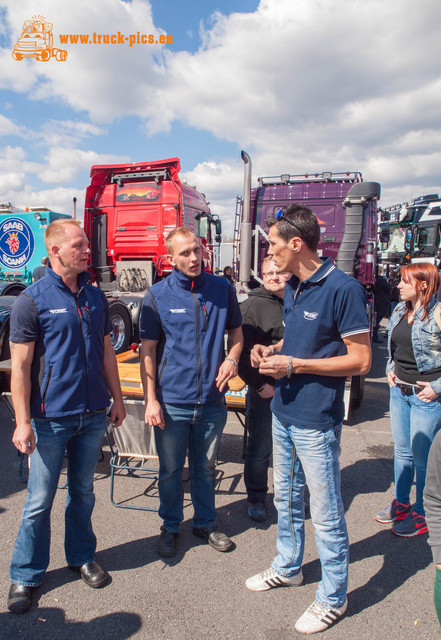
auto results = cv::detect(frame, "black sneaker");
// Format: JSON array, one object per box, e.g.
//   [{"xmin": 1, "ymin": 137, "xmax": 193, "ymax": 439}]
[
  {"xmin": 248, "ymin": 503, "xmax": 267, "ymax": 522},
  {"xmin": 392, "ymin": 510, "xmax": 428, "ymax": 537},
  {"xmin": 375, "ymin": 499, "xmax": 411, "ymax": 524}
]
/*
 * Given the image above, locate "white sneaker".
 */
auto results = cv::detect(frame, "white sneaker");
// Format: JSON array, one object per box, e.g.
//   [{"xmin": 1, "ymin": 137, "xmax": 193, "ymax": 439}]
[
  {"xmin": 295, "ymin": 598, "xmax": 348, "ymax": 634},
  {"xmin": 245, "ymin": 567, "xmax": 303, "ymax": 591}
]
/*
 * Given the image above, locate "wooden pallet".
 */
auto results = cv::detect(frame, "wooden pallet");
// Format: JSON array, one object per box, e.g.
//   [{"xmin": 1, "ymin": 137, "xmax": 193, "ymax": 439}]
[{"xmin": 116, "ymin": 350, "xmax": 247, "ymax": 409}]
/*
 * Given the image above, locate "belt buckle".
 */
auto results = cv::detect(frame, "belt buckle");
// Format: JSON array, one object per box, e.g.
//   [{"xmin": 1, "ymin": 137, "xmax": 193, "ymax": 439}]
[{"xmin": 398, "ymin": 383, "xmax": 412, "ymax": 396}]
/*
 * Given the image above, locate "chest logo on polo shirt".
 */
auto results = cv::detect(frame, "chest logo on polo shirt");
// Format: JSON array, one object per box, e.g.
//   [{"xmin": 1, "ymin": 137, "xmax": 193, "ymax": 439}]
[
  {"xmin": 304, "ymin": 311, "xmax": 318, "ymax": 320},
  {"xmin": 170, "ymin": 309, "xmax": 186, "ymax": 313},
  {"xmin": 49, "ymin": 308, "xmax": 68, "ymax": 314}
]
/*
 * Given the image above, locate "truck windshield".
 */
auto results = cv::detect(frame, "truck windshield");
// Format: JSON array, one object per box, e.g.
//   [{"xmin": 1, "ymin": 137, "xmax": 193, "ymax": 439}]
[
  {"xmin": 256, "ymin": 203, "xmax": 336, "ymax": 230},
  {"xmin": 382, "ymin": 226, "xmax": 406, "ymax": 254},
  {"xmin": 414, "ymin": 225, "xmax": 437, "ymax": 251}
]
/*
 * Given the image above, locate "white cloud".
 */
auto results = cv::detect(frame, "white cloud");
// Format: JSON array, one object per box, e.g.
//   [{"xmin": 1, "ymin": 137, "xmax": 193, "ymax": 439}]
[
  {"xmin": 181, "ymin": 159, "xmax": 245, "ymax": 231},
  {"xmin": 13, "ymin": 186, "xmax": 83, "ymax": 218},
  {"xmin": 0, "ymin": 113, "xmax": 22, "ymax": 136},
  {"xmin": 0, "ymin": 170, "xmax": 26, "ymax": 192},
  {"xmin": 1, "ymin": 0, "xmax": 169, "ymax": 122},
  {"xmin": 37, "ymin": 120, "xmax": 107, "ymax": 147},
  {"xmin": 0, "ymin": 144, "xmax": 130, "ymax": 217},
  {"xmin": 38, "ymin": 147, "xmax": 129, "ymax": 183}
]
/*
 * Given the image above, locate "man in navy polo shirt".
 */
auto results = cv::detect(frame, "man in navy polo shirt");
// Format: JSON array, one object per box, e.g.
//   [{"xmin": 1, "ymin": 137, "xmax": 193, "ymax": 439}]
[
  {"xmin": 140, "ymin": 227, "xmax": 243, "ymax": 558},
  {"xmin": 245, "ymin": 204, "xmax": 371, "ymax": 635}
]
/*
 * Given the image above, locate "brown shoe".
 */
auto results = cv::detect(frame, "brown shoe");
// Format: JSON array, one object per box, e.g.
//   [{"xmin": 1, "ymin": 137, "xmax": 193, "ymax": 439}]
[{"xmin": 192, "ymin": 526, "xmax": 234, "ymax": 552}]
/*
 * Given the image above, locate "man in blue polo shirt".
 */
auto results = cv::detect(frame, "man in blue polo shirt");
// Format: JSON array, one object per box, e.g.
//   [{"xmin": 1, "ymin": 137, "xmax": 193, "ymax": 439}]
[
  {"xmin": 140, "ymin": 227, "xmax": 243, "ymax": 558},
  {"xmin": 245, "ymin": 204, "xmax": 371, "ymax": 635}
]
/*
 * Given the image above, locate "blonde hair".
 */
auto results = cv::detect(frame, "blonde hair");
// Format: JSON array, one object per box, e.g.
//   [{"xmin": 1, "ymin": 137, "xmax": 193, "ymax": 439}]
[
  {"xmin": 44, "ymin": 219, "xmax": 82, "ymax": 255},
  {"xmin": 165, "ymin": 227, "xmax": 197, "ymax": 254}
]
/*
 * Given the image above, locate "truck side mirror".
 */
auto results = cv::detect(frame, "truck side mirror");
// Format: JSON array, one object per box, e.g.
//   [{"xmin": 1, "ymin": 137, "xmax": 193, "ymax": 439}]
[
  {"xmin": 379, "ymin": 224, "xmax": 390, "ymax": 244},
  {"xmin": 215, "ymin": 219, "xmax": 222, "ymax": 243}
]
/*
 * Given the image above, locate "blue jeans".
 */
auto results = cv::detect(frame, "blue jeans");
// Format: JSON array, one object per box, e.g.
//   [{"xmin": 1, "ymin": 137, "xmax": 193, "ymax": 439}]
[
  {"xmin": 154, "ymin": 401, "xmax": 227, "ymax": 532},
  {"xmin": 10, "ymin": 410, "xmax": 107, "ymax": 587},
  {"xmin": 390, "ymin": 384, "xmax": 441, "ymax": 515},
  {"xmin": 271, "ymin": 415, "xmax": 348, "ymax": 608},
  {"xmin": 244, "ymin": 388, "xmax": 273, "ymax": 504}
]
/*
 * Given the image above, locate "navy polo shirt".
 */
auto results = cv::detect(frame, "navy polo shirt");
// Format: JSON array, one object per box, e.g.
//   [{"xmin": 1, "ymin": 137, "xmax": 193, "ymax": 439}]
[{"xmin": 271, "ymin": 258, "xmax": 369, "ymax": 429}]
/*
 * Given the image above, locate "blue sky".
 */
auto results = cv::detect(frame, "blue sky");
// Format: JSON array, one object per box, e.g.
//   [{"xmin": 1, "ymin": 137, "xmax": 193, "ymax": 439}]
[
  {"xmin": 0, "ymin": 0, "xmax": 440, "ymax": 234},
  {"xmin": 149, "ymin": 0, "xmax": 259, "ymax": 51}
]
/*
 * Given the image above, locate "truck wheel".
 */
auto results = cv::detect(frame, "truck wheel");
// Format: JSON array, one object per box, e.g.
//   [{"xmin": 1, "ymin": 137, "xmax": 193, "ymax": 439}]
[
  {"xmin": 12, "ymin": 51, "xmax": 23, "ymax": 61},
  {"xmin": 1, "ymin": 284, "xmax": 26, "ymax": 296},
  {"xmin": 350, "ymin": 375, "xmax": 365, "ymax": 409},
  {"xmin": 39, "ymin": 50, "xmax": 51, "ymax": 61},
  {"xmin": 0, "ymin": 323, "xmax": 10, "ymax": 393},
  {"xmin": 109, "ymin": 302, "xmax": 132, "ymax": 353},
  {"xmin": 55, "ymin": 50, "xmax": 67, "ymax": 61}
]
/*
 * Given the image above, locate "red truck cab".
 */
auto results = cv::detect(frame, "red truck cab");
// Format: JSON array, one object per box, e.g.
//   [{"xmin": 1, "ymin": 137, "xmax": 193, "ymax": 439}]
[{"xmin": 83, "ymin": 158, "xmax": 221, "ymax": 352}]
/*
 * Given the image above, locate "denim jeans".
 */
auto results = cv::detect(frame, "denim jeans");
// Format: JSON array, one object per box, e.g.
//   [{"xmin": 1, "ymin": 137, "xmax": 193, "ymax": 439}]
[
  {"xmin": 154, "ymin": 401, "xmax": 227, "ymax": 532},
  {"xmin": 10, "ymin": 410, "xmax": 107, "ymax": 587},
  {"xmin": 271, "ymin": 415, "xmax": 348, "ymax": 608},
  {"xmin": 390, "ymin": 384, "xmax": 441, "ymax": 515},
  {"xmin": 244, "ymin": 388, "xmax": 273, "ymax": 504}
]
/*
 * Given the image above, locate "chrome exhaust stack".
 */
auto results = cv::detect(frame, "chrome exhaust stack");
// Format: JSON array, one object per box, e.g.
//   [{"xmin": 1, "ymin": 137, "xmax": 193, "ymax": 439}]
[{"xmin": 239, "ymin": 150, "xmax": 252, "ymax": 286}]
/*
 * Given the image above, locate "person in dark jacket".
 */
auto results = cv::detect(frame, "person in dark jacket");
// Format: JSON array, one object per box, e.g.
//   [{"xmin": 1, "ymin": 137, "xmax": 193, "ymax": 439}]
[
  {"xmin": 222, "ymin": 265, "xmax": 235, "ymax": 285},
  {"xmin": 373, "ymin": 273, "xmax": 391, "ymax": 342},
  {"xmin": 424, "ymin": 429, "xmax": 441, "ymax": 626},
  {"xmin": 32, "ymin": 256, "xmax": 48, "ymax": 282},
  {"xmin": 238, "ymin": 258, "xmax": 290, "ymax": 522},
  {"xmin": 7, "ymin": 219, "xmax": 126, "ymax": 615},
  {"xmin": 140, "ymin": 228, "xmax": 243, "ymax": 558}
]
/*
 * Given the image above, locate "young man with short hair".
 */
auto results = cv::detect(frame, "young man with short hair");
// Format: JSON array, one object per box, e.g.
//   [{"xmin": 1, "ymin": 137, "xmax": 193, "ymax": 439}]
[
  {"xmin": 140, "ymin": 227, "xmax": 243, "ymax": 557},
  {"xmin": 245, "ymin": 204, "xmax": 371, "ymax": 634}
]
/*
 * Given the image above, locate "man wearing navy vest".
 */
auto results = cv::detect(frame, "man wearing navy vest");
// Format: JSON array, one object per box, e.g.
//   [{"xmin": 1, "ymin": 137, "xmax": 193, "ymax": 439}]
[
  {"xmin": 245, "ymin": 205, "xmax": 371, "ymax": 635},
  {"xmin": 140, "ymin": 227, "xmax": 243, "ymax": 558},
  {"xmin": 7, "ymin": 219, "xmax": 125, "ymax": 614}
]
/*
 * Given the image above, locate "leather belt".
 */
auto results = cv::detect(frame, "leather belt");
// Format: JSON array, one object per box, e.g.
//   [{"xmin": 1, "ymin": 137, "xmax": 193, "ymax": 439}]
[{"xmin": 396, "ymin": 382, "xmax": 424, "ymax": 396}]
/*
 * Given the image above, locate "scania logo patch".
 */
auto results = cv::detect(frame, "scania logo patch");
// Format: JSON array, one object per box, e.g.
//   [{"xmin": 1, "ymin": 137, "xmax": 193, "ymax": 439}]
[
  {"xmin": 0, "ymin": 217, "xmax": 35, "ymax": 269},
  {"xmin": 304, "ymin": 311, "xmax": 318, "ymax": 320}
]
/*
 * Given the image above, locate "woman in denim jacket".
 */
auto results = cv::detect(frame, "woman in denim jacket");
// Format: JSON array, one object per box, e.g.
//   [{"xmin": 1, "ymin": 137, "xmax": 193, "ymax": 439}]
[{"xmin": 375, "ymin": 262, "xmax": 441, "ymax": 537}]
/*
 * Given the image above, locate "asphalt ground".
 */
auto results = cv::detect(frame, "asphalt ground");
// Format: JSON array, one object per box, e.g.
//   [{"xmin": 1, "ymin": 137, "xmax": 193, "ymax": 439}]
[{"xmin": 0, "ymin": 333, "xmax": 440, "ymax": 639}]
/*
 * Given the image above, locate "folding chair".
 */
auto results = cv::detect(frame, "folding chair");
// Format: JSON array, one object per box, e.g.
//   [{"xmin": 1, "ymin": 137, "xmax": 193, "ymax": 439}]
[
  {"xmin": 2, "ymin": 392, "xmax": 28, "ymax": 483},
  {"xmin": 107, "ymin": 398, "xmax": 159, "ymax": 511},
  {"xmin": 1, "ymin": 392, "xmax": 101, "ymax": 488},
  {"xmin": 225, "ymin": 376, "xmax": 249, "ymax": 458}
]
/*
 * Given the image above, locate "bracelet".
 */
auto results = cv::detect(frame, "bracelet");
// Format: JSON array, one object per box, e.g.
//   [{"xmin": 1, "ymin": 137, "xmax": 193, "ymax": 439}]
[
  {"xmin": 287, "ymin": 356, "xmax": 293, "ymax": 378},
  {"xmin": 226, "ymin": 356, "xmax": 239, "ymax": 367}
]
